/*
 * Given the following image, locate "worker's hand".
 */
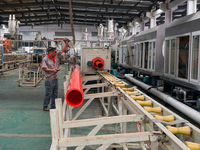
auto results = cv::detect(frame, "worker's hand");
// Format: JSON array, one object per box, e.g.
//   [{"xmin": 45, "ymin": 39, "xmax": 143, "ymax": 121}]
[
  {"xmin": 63, "ymin": 38, "xmax": 70, "ymax": 44},
  {"xmin": 52, "ymin": 69, "xmax": 58, "ymax": 73}
]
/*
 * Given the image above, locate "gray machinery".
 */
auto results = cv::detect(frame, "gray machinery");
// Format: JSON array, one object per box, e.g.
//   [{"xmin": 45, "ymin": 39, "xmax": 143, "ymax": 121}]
[
  {"xmin": 161, "ymin": 11, "xmax": 200, "ymax": 109},
  {"xmin": 126, "ymin": 11, "xmax": 200, "ymax": 111},
  {"xmin": 132, "ymin": 23, "xmax": 168, "ymax": 85},
  {"xmin": 80, "ymin": 46, "xmax": 111, "ymax": 74},
  {"xmin": 118, "ymin": 35, "xmax": 134, "ymax": 68}
]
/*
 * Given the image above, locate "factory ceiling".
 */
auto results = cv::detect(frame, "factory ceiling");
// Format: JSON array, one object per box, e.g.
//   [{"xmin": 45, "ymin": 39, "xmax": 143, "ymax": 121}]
[{"xmin": 0, "ymin": 0, "xmax": 199, "ymax": 28}]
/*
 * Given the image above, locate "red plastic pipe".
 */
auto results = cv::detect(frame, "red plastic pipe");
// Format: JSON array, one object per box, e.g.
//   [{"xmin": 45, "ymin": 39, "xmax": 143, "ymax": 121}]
[
  {"xmin": 65, "ymin": 65, "xmax": 84, "ymax": 107},
  {"xmin": 92, "ymin": 57, "xmax": 104, "ymax": 69}
]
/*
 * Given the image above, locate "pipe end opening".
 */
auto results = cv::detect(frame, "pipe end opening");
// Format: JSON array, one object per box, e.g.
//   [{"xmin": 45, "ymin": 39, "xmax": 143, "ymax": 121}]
[{"xmin": 66, "ymin": 90, "xmax": 83, "ymax": 107}]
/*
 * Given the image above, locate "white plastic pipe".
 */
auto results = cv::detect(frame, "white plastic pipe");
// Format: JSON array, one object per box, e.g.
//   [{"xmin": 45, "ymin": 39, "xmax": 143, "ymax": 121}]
[{"xmin": 125, "ymin": 74, "xmax": 200, "ymax": 124}]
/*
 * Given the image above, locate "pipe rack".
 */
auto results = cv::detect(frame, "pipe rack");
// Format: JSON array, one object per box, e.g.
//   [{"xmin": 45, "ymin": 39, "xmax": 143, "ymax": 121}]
[{"xmin": 50, "ymin": 68, "xmax": 200, "ymax": 150}]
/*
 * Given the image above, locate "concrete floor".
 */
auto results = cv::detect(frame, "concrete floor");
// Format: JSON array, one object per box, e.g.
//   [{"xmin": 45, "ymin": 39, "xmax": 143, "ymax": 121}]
[{"xmin": 0, "ymin": 65, "xmax": 68, "ymax": 150}]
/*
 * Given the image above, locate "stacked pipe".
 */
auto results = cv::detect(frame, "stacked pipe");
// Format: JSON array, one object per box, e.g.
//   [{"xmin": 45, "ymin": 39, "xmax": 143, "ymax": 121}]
[{"xmin": 65, "ymin": 65, "xmax": 84, "ymax": 107}]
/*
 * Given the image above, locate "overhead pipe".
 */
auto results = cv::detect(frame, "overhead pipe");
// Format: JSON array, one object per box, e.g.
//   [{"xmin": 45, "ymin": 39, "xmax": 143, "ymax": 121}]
[
  {"xmin": 65, "ymin": 65, "xmax": 84, "ymax": 107},
  {"xmin": 125, "ymin": 74, "xmax": 200, "ymax": 124},
  {"xmin": 92, "ymin": 57, "xmax": 104, "ymax": 69}
]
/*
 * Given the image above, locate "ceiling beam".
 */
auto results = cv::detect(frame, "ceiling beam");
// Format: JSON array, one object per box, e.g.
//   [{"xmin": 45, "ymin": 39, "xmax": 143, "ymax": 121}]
[
  {"xmin": 0, "ymin": 8, "xmax": 139, "ymax": 17},
  {"xmin": 19, "ymin": 21, "xmax": 99, "ymax": 27},
  {"xmin": 20, "ymin": 18, "xmax": 107, "ymax": 24},
  {"xmin": 0, "ymin": 1, "xmax": 150, "ymax": 11},
  {"xmin": 11, "ymin": 14, "xmax": 130, "ymax": 21}
]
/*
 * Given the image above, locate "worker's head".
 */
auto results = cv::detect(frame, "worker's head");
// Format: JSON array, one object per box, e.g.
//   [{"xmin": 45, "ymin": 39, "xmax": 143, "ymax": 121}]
[{"xmin": 47, "ymin": 46, "xmax": 57, "ymax": 57}]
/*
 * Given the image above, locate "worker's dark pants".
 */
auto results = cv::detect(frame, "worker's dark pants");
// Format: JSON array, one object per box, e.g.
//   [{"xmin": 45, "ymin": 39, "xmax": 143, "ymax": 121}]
[{"xmin": 43, "ymin": 79, "xmax": 58, "ymax": 108}]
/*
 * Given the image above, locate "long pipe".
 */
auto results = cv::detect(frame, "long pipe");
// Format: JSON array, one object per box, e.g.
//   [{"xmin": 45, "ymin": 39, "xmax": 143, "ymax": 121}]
[
  {"xmin": 66, "ymin": 65, "xmax": 84, "ymax": 107},
  {"xmin": 125, "ymin": 74, "xmax": 200, "ymax": 124}
]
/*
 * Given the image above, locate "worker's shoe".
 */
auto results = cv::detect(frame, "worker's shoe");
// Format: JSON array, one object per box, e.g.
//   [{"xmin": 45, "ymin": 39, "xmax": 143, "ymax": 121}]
[
  {"xmin": 43, "ymin": 107, "xmax": 49, "ymax": 111},
  {"xmin": 50, "ymin": 106, "xmax": 56, "ymax": 109}
]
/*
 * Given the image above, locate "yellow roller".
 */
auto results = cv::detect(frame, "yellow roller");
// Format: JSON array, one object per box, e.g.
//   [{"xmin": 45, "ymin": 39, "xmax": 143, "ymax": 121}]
[
  {"xmin": 144, "ymin": 107, "xmax": 162, "ymax": 113},
  {"xmin": 114, "ymin": 82, "xmax": 122, "ymax": 84},
  {"xmin": 122, "ymin": 88, "xmax": 134, "ymax": 91},
  {"xmin": 115, "ymin": 84, "xmax": 126, "ymax": 87},
  {"xmin": 126, "ymin": 91, "xmax": 139, "ymax": 95},
  {"xmin": 166, "ymin": 126, "xmax": 191, "ymax": 135},
  {"xmin": 185, "ymin": 141, "xmax": 200, "ymax": 150},
  {"xmin": 131, "ymin": 95, "xmax": 144, "ymax": 100},
  {"xmin": 136, "ymin": 100, "xmax": 152, "ymax": 106},
  {"xmin": 154, "ymin": 115, "xmax": 174, "ymax": 122},
  {"xmin": 112, "ymin": 79, "xmax": 119, "ymax": 82}
]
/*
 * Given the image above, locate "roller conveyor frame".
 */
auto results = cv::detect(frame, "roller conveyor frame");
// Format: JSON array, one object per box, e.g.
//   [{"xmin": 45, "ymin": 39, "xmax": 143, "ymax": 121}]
[{"xmin": 50, "ymin": 68, "xmax": 200, "ymax": 150}]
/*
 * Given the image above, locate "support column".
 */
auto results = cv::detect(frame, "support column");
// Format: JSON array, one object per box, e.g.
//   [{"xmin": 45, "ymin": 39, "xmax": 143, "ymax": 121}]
[
  {"xmin": 165, "ymin": 10, "xmax": 172, "ymax": 24},
  {"xmin": 146, "ymin": 11, "xmax": 157, "ymax": 29},
  {"xmin": 140, "ymin": 21, "xmax": 145, "ymax": 32},
  {"xmin": 187, "ymin": 0, "xmax": 197, "ymax": 15},
  {"xmin": 115, "ymin": 40, "xmax": 118, "ymax": 63},
  {"xmin": 131, "ymin": 26, "xmax": 136, "ymax": 35},
  {"xmin": 150, "ymin": 17, "xmax": 156, "ymax": 28},
  {"xmin": 118, "ymin": 97, "xmax": 127, "ymax": 133},
  {"xmin": 107, "ymin": 96, "xmax": 113, "ymax": 116}
]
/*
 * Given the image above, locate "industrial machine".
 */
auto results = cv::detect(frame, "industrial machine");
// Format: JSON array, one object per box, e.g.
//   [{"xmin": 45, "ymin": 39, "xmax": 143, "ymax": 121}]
[
  {"xmin": 80, "ymin": 46, "xmax": 111, "ymax": 74},
  {"xmin": 4, "ymin": 14, "xmax": 22, "ymax": 52},
  {"xmin": 117, "ymin": 35, "xmax": 134, "ymax": 69},
  {"xmin": 161, "ymin": 11, "xmax": 200, "ymax": 106},
  {"xmin": 131, "ymin": 23, "xmax": 168, "ymax": 85},
  {"xmin": 117, "ymin": 10, "xmax": 200, "ymax": 111}
]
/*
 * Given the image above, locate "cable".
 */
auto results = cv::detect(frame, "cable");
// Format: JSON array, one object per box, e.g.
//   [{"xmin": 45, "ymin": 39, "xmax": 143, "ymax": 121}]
[{"xmin": 133, "ymin": 121, "xmax": 151, "ymax": 149}]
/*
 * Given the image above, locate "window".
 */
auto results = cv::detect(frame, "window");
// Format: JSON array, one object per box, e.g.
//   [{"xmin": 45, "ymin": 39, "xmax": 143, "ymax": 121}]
[
  {"xmin": 91, "ymin": 32, "xmax": 98, "ymax": 37},
  {"xmin": 19, "ymin": 31, "xmax": 38, "ymax": 36},
  {"xmin": 55, "ymin": 32, "xmax": 72, "ymax": 36},
  {"xmin": 165, "ymin": 40, "xmax": 170, "ymax": 74},
  {"xmin": 133, "ymin": 44, "xmax": 137, "ymax": 66},
  {"xmin": 152, "ymin": 42, "xmax": 156, "ymax": 70},
  {"xmin": 140, "ymin": 43, "xmax": 143, "ymax": 68},
  {"xmin": 178, "ymin": 36, "xmax": 189, "ymax": 79},
  {"xmin": 137, "ymin": 44, "xmax": 141, "ymax": 67},
  {"xmin": 146, "ymin": 41, "xmax": 156, "ymax": 70},
  {"xmin": 122, "ymin": 46, "xmax": 128, "ymax": 64},
  {"xmin": 170, "ymin": 39, "xmax": 175, "ymax": 75},
  {"xmin": 191, "ymin": 35, "xmax": 199, "ymax": 80},
  {"xmin": 148, "ymin": 42, "xmax": 152, "ymax": 69},
  {"xmin": 144, "ymin": 42, "xmax": 149, "ymax": 69},
  {"xmin": 119, "ymin": 46, "xmax": 123, "ymax": 64},
  {"xmin": 22, "ymin": 42, "xmax": 34, "ymax": 47}
]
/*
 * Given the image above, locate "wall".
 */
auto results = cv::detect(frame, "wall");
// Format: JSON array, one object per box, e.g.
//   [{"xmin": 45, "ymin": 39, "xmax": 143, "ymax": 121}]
[{"xmin": 18, "ymin": 24, "xmax": 99, "ymax": 51}]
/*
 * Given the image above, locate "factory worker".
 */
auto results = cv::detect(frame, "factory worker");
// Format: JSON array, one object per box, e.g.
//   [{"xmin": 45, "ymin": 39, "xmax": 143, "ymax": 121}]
[{"xmin": 42, "ymin": 38, "xmax": 70, "ymax": 111}]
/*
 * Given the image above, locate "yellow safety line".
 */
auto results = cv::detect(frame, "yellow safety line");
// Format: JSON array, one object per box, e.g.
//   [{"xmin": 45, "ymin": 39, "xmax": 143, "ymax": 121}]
[
  {"xmin": 0, "ymin": 133, "xmax": 51, "ymax": 138},
  {"xmin": 2, "ymin": 70, "xmax": 18, "ymax": 77},
  {"xmin": 13, "ymin": 78, "xmax": 21, "ymax": 82}
]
